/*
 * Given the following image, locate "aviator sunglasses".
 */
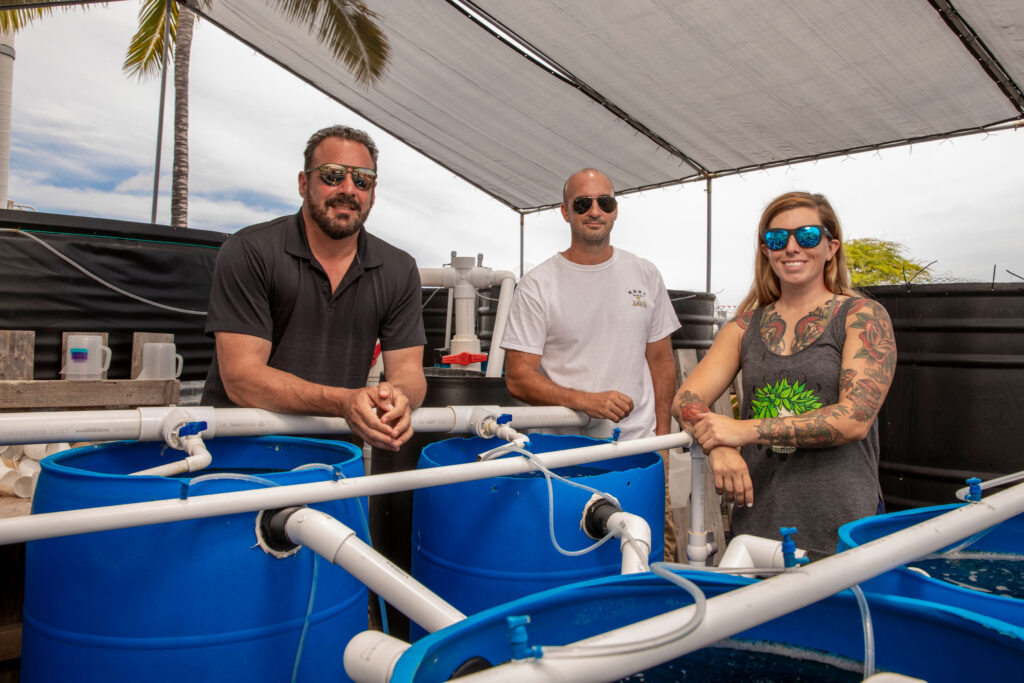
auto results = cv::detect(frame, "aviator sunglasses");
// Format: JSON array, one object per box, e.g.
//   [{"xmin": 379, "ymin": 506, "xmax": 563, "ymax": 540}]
[
  {"xmin": 571, "ymin": 195, "xmax": 617, "ymax": 215},
  {"xmin": 763, "ymin": 225, "xmax": 833, "ymax": 251},
  {"xmin": 306, "ymin": 163, "xmax": 377, "ymax": 191}
]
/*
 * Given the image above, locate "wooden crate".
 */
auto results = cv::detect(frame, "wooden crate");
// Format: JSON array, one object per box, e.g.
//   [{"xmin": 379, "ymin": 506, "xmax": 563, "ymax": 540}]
[{"xmin": 0, "ymin": 331, "xmax": 180, "ymax": 410}]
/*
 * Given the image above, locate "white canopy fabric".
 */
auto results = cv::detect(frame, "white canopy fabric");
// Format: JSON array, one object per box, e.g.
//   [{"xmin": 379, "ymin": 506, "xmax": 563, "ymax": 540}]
[{"xmin": 188, "ymin": 0, "xmax": 1024, "ymax": 211}]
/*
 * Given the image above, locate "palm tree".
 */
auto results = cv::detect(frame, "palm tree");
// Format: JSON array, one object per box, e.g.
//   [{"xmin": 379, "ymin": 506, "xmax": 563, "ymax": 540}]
[{"xmin": 2, "ymin": 0, "xmax": 391, "ymax": 227}]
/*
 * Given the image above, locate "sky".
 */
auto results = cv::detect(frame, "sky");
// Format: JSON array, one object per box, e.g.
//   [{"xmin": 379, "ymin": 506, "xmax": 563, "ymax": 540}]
[{"xmin": 8, "ymin": 2, "xmax": 1024, "ymax": 308}]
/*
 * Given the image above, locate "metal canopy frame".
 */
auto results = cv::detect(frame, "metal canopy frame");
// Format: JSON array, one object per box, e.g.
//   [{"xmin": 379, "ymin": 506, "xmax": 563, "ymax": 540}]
[{"xmin": 9, "ymin": 0, "xmax": 1024, "ymax": 291}]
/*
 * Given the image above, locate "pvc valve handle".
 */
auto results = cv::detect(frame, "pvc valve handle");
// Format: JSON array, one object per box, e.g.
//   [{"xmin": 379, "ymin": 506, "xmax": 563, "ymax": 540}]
[
  {"xmin": 442, "ymin": 351, "xmax": 489, "ymax": 366},
  {"xmin": 506, "ymin": 615, "xmax": 542, "ymax": 660},
  {"xmin": 779, "ymin": 526, "xmax": 810, "ymax": 568}
]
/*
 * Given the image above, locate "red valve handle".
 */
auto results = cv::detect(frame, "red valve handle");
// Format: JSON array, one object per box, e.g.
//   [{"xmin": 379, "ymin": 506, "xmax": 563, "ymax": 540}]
[{"xmin": 442, "ymin": 351, "xmax": 488, "ymax": 365}]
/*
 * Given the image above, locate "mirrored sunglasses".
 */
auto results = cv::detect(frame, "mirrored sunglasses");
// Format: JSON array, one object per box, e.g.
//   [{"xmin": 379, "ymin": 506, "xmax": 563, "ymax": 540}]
[
  {"xmin": 306, "ymin": 163, "xmax": 377, "ymax": 191},
  {"xmin": 571, "ymin": 195, "xmax": 617, "ymax": 215},
  {"xmin": 763, "ymin": 225, "xmax": 833, "ymax": 251}
]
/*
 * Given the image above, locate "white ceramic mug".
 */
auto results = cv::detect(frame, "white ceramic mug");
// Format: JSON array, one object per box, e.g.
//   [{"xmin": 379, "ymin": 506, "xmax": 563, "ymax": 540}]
[
  {"xmin": 63, "ymin": 334, "xmax": 112, "ymax": 380},
  {"xmin": 138, "ymin": 342, "xmax": 183, "ymax": 380}
]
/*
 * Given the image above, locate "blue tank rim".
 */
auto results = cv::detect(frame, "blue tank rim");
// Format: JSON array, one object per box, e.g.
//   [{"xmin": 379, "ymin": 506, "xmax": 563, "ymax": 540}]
[
  {"xmin": 837, "ymin": 502, "xmax": 1024, "ymax": 606},
  {"xmin": 394, "ymin": 570, "xmax": 749, "ymax": 680},
  {"xmin": 838, "ymin": 503, "xmax": 963, "ymax": 547},
  {"xmin": 40, "ymin": 435, "xmax": 362, "ymax": 482},
  {"xmin": 392, "ymin": 568, "xmax": 1024, "ymax": 681}
]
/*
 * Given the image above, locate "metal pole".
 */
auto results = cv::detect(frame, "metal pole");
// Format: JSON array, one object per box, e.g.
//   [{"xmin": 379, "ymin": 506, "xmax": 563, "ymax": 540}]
[
  {"xmin": 150, "ymin": 0, "xmax": 173, "ymax": 224},
  {"xmin": 705, "ymin": 176, "xmax": 712, "ymax": 293},
  {"xmin": 519, "ymin": 211, "xmax": 525, "ymax": 278}
]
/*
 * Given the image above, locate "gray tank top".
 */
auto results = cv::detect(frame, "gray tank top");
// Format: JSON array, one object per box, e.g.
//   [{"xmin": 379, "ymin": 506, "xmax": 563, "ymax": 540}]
[{"xmin": 730, "ymin": 298, "xmax": 882, "ymax": 559}]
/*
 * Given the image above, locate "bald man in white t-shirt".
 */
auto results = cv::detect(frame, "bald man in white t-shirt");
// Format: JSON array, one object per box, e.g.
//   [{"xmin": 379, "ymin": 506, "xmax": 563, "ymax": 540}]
[{"xmin": 500, "ymin": 168, "xmax": 681, "ymax": 559}]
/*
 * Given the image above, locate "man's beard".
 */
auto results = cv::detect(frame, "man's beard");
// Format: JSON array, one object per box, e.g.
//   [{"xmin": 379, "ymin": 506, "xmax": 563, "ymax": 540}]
[
  {"xmin": 308, "ymin": 192, "xmax": 368, "ymax": 240},
  {"xmin": 573, "ymin": 219, "xmax": 611, "ymax": 244}
]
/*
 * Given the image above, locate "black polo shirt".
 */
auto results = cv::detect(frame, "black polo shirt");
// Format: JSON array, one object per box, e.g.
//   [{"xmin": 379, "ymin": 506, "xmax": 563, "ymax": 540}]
[{"xmin": 202, "ymin": 212, "xmax": 426, "ymax": 407}]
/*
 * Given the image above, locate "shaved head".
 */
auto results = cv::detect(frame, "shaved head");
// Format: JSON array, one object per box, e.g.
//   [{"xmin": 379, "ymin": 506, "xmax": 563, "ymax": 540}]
[{"xmin": 563, "ymin": 168, "xmax": 613, "ymax": 203}]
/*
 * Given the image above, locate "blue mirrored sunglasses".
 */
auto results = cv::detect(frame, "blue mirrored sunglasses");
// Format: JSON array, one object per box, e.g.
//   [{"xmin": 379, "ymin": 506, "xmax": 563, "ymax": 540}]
[{"xmin": 763, "ymin": 225, "xmax": 833, "ymax": 251}]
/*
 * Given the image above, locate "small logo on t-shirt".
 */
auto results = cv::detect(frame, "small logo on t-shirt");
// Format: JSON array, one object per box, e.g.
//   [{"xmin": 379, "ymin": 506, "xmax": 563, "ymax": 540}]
[{"xmin": 628, "ymin": 288, "xmax": 648, "ymax": 308}]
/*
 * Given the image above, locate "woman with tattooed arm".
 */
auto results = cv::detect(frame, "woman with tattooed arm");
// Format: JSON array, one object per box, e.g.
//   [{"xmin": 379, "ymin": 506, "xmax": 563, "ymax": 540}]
[{"xmin": 672, "ymin": 192, "xmax": 897, "ymax": 559}]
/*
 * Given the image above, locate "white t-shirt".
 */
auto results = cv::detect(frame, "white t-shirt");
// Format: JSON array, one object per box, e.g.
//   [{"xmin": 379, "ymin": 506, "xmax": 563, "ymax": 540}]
[{"xmin": 501, "ymin": 249, "xmax": 681, "ymax": 440}]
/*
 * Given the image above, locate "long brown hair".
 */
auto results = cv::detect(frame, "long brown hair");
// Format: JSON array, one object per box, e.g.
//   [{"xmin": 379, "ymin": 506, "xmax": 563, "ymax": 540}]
[{"xmin": 736, "ymin": 191, "xmax": 859, "ymax": 314}]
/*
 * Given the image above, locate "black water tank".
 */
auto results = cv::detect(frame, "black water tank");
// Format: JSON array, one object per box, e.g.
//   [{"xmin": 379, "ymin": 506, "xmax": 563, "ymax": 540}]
[
  {"xmin": 421, "ymin": 287, "xmax": 450, "ymax": 358},
  {"xmin": 0, "ymin": 210, "xmax": 222, "ymax": 381},
  {"xmin": 424, "ymin": 286, "xmax": 713, "ymax": 358},
  {"xmin": 667, "ymin": 290, "xmax": 715, "ymax": 350},
  {"xmin": 866, "ymin": 283, "xmax": 1024, "ymax": 509}
]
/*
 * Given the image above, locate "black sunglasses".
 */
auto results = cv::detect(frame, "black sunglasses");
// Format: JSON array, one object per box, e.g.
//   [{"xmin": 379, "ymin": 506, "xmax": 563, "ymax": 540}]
[
  {"xmin": 763, "ymin": 225, "xmax": 833, "ymax": 251},
  {"xmin": 571, "ymin": 195, "xmax": 617, "ymax": 215},
  {"xmin": 306, "ymin": 163, "xmax": 377, "ymax": 191}
]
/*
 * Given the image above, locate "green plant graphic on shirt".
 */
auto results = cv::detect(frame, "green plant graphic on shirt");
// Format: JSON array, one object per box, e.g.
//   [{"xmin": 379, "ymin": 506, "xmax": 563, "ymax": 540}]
[{"xmin": 751, "ymin": 379, "xmax": 822, "ymax": 419}]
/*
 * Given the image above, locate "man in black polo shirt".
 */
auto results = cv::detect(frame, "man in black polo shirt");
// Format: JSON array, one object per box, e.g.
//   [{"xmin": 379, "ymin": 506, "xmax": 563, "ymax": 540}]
[{"xmin": 202, "ymin": 125, "xmax": 426, "ymax": 450}]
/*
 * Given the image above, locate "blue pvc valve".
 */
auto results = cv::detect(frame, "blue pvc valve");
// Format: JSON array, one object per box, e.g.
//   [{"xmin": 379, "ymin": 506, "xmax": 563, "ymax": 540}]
[
  {"xmin": 966, "ymin": 477, "xmax": 983, "ymax": 502},
  {"xmin": 506, "ymin": 615, "xmax": 542, "ymax": 660},
  {"xmin": 496, "ymin": 414, "xmax": 513, "ymax": 425},
  {"xmin": 780, "ymin": 526, "xmax": 810, "ymax": 568},
  {"xmin": 177, "ymin": 421, "xmax": 208, "ymax": 438}
]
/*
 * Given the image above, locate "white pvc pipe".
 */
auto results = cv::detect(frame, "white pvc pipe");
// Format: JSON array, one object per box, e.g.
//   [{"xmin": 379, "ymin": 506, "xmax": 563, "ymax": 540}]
[
  {"xmin": 480, "ymin": 417, "xmax": 530, "ymax": 450},
  {"xmin": 955, "ymin": 469, "xmax": 1024, "ymax": 501},
  {"xmin": 129, "ymin": 435, "xmax": 213, "ymax": 477},
  {"xmin": 444, "ymin": 287, "xmax": 454, "ymax": 350},
  {"xmin": 420, "ymin": 261, "xmax": 516, "ymax": 373},
  {"xmin": 0, "ymin": 432, "xmax": 690, "ymax": 545},
  {"xmin": 458, "ymin": 482, "xmax": 1024, "ymax": 682},
  {"xmin": 718, "ymin": 534, "xmax": 805, "ymax": 575},
  {"xmin": 0, "ymin": 409, "xmax": 152, "ymax": 445},
  {"xmin": 485, "ymin": 272, "xmax": 516, "ymax": 378},
  {"xmin": 417, "ymin": 267, "xmax": 448, "ymax": 287},
  {"xmin": 283, "ymin": 508, "xmax": 464, "ymax": 633},
  {"xmin": 345, "ymin": 631, "xmax": 411, "ymax": 683},
  {"xmin": 0, "ymin": 405, "xmax": 591, "ymax": 446},
  {"xmin": 607, "ymin": 511, "xmax": 652, "ymax": 575},
  {"xmin": 686, "ymin": 443, "xmax": 711, "ymax": 566},
  {"xmin": 498, "ymin": 406, "xmax": 591, "ymax": 431},
  {"xmin": 453, "ymin": 291, "xmax": 476, "ymax": 338}
]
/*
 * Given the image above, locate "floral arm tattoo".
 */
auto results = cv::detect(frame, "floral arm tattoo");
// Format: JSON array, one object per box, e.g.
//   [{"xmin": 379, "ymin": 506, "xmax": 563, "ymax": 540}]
[
  {"xmin": 755, "ymin": 299, "xmax": 896, "ymax": 448},
  {"xmin": 673, "ymin": 389, "xmax": 710, "ymax": 431}
]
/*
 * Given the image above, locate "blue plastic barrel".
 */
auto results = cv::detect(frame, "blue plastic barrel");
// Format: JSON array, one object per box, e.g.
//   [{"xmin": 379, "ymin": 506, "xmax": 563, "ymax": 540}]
[
  {"xmin": 411, "ymin": 434, "xmax": 663, "ymax": 620},
  {"xmin": 837, "ymin": 503, "xmax": 1024, "ymax": 626},
  {"xmin": 391, "ymin": 570, "xmax": 1024, "ymax": 681},
  {"xmin": 22, "ymin": 436, "xmax": 368, "ymax": 683}
]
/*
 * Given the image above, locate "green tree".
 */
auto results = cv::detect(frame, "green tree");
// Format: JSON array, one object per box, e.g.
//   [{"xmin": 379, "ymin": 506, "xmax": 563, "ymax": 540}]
[
  {"xmin": 0, "ymin": 4, "xmax": 51, "ymax": 31},
  {"xmin": 3, "ymin": 0, "xmax": 390, "ymax": 227},
  {"xmin": 845, "ymin": 238, "xmax": 934, "ymax": 287}
]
